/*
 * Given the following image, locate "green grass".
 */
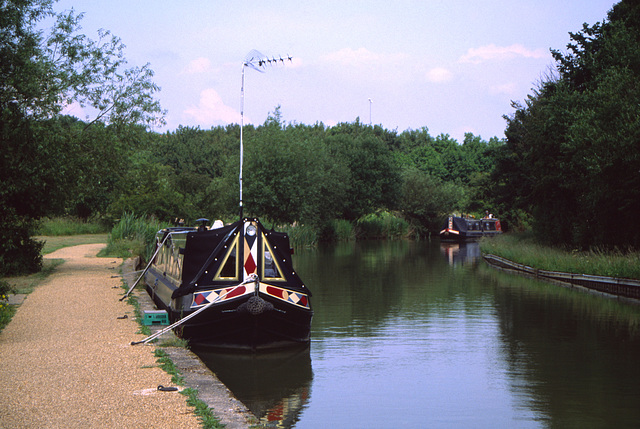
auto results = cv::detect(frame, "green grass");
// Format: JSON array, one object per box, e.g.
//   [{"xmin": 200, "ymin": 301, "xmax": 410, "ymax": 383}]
[
  {"xmin": 38, "ymin": 217, "xmax": 109, "ymax": 236},
  {"xmin": 153, "ymin": 350, "xmax": 225, "ymax": 428},
  {"xmin": 1, "ymin": 258, "xmax": 65, "ymax": 296},
  {"xmin": 154, "ymin": 349, "xmax": 184, "ymax": 385},
  {"xmin": 480, "ymin": 233, "xmax": 640, "ymax": 280},
  {"xmin": 181, "ymin": 388, "xmax": 226, "ymax": 429},
  {"xmin": 37, "ymin": 234, "xmax": 109, "ymax": 254}
]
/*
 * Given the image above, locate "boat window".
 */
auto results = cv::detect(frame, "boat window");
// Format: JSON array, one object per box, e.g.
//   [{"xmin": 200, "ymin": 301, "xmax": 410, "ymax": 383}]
[
  {"xmin": 215, "ymin": 237, "xmax": 238, "ymax": 280},
  {"xmin": 262, "ymin": 237, "xmax": 284, "ymax": 281}
]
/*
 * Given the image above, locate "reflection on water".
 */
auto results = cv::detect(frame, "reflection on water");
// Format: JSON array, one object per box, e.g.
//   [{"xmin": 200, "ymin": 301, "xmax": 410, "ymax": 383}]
[
  {"xmin": 193, "ymin": 346, "xmax": 312, "ymax": 428},
  {"xmin": 484, "ymin": 264, "xmax": 640, "ymax": 428},
  {"xmin": 197, "ymin": 240, "xmax": 640, "ymax": 428},
  {"xmin": 440, "ymin": 241, "xmax": 481, "ymax": 266}
]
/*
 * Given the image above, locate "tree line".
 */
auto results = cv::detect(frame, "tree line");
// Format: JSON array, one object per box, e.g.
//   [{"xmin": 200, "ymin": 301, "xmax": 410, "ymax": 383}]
[
  {"xmin": 2, "ymin": 0, "xmax": 639, "ymax": 276},
  {"xmin": 493, "ymin": 0, "xmax": 640, "ymax": 249},
  {"xmin": 12, "ymin": 108, "xmax": 500, "ymax": 235}
]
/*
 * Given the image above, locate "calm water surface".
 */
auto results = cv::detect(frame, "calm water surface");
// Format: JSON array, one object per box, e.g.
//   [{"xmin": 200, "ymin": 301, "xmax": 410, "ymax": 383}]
[{"xmin": 197, "ymin": 240, "xmax": 640, "ymax": 428}]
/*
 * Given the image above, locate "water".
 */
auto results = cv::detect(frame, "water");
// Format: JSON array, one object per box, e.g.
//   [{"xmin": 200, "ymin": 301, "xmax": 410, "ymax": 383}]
[{"xmin": 197, "ymin": 240, "xmax": 640, "ymax": 428}]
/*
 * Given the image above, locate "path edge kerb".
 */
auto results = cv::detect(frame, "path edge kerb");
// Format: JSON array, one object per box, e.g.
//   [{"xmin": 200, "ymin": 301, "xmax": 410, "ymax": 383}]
[{"xmin": 121, "ymin": 258, "xmax": 255, "ymax": 429}]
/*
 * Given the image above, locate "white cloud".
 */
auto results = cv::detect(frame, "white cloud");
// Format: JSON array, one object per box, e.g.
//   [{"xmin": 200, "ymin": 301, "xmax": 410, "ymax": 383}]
[
  {"xmin": 425, "ymin": 67, "xmax": 453, "ymax": 83},
  {"xmin": 182, "ymin": 57, "xmax": 212, "ymax": 74},
  {"xmin": 322, "ymin": 47, "xmax": 408, "ymax": 66},
  {"xmin": 184, "ymin": 88, "xmax": 240, "ymax": 124},
  {"xmin": 459, "ymin": 44, "xmax": 547, "ymax": 64}
]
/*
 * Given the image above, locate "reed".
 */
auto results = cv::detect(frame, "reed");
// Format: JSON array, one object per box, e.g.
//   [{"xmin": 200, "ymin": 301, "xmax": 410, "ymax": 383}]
[
  {"xmin": 103, "ymin": 213, "xmax": 169, "ymax": 261},
  {"xmin": 480, "ymin": 233, "xmax": 640, "ymax": 280},
  {"xmin": 281, "ymin": 223, "xmax": 319, "ymax": 247},
  {"xmin": 331, "ymin": 219, "xmax": 356, "ymax": 241},
  {"xmin": 356, "ymin": 211, "xmax": 409, "ymax": 239}
]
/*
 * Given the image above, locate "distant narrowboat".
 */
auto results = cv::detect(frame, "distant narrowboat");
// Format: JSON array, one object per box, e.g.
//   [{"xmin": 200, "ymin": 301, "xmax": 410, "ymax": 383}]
[{"xmin": 439, "ymin": 215, "xmax": 502, "ymax": 241}]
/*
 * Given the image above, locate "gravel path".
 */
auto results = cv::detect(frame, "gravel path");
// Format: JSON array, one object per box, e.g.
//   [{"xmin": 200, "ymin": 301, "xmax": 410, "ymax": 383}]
[{"xmin": 0, "ymin": 244, "xmax": 201, "ymax": 428}]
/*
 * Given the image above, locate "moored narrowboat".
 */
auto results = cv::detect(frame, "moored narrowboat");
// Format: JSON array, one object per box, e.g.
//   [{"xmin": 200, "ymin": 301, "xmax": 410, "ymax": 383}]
[
  {"xmin": 141, "ymin": 217, "xmax": 312, "ymax": 351},
  {"xmin": 126, "ymin": 51, "xmax": 313, "ymax": 350},
  {"xmin": 439, "ymin": 215, "xmax": 502, "ymax": 241}
]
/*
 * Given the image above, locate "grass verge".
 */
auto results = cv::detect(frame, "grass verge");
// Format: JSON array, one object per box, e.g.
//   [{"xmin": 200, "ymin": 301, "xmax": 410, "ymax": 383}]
[
  {"xmin": 480, "ymin": 233, "xmax": 640, "ymax": 279},
  {"xmin": 38, "ymin": 217, "xmax": 109, "ymax": 236},
  {"xmin": 153, "ymin": 349, "xmax": 225, "ymax": 428},
  {"xmin": 181, "ymin": 388, "xmax": 226, "ymax": 429},
  {"xmin": 0, "ymin": 298, "xmax": 16, "ymax": 334},
  {"xmin": 37, "ymin": 234, "xmax": 109, "ymax": 255},
  {"xmin": 0, "ymin": 258, "xmax": 65, "ymax": 332}
]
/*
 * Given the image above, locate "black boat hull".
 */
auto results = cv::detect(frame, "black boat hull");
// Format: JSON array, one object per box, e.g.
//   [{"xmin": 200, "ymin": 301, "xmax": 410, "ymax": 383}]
[{"xmin": 145, "ymin": 248, "xmax": 312, "ymax": 351}]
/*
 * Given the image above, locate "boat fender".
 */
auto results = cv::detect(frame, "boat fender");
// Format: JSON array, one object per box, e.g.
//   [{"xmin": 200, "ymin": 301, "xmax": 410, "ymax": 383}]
[{"xmin": 238, "ymin": 296, "xmax": 274, "ymax": 316}]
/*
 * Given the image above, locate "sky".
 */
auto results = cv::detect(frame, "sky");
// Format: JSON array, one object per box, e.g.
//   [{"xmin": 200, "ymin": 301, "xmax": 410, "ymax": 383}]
[{"xmin": 54, "ymin": 0, "xmax": 618, "ymax": 142}]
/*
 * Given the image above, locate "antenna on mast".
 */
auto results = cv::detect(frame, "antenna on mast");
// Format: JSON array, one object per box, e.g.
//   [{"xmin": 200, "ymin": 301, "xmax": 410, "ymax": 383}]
[{"xmin": 239, "ymin": 50, "xmax": 292, "ymax": 219}]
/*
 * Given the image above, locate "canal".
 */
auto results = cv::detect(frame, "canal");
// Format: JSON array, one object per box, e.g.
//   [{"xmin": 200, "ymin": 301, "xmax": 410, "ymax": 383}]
[{"xmin": 196, "ymin": 240, "xmax": 640, "ymax": 428}]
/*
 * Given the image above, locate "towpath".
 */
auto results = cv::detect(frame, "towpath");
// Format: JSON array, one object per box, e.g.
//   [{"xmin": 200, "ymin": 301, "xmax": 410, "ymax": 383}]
[{"xmin": 0, "ymin": 244, "xmax": 201, "ymax": 428}]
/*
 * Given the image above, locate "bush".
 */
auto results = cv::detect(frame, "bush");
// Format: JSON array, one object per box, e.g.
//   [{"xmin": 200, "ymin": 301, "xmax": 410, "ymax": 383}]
[
  {"xmin": 0, "ymin": 280, "xmax": 16, "ymax": 332},
  {"xmin": 0, "ymin": 209, "xmax": 43, "ymax": 276}
]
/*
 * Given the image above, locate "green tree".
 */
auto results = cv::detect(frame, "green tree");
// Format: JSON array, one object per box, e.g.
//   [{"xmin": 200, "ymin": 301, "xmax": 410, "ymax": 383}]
[
  {"xmin": 326, "ymin": 120, "xmax": 400, "ymax": 220},
  {"xmin": 245, "ymin": 112, "xmax": 348, "ymax": 228},
  {"xmin": 0, "ymin": 0, "xmax": 164, "ymax": 274},
  {"xmin": 399, "ymin": 168, "xmax": 464, "ymax": 236},
  {"xmin": 495, "ymin": 0, "xmax": 640, "ymax": 247}
]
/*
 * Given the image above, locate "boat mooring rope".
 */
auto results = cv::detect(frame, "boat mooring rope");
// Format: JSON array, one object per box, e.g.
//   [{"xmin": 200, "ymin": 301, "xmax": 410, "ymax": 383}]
[{"xmin": 130, "ymin": 274, "xmax": 259, "ymax": 346}]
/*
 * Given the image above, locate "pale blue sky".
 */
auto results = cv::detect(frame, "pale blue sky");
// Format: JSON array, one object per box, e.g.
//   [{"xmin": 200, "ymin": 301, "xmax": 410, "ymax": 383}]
[{"xmin": 56, "ymin": 0, "xmax": 617, "ymax": 141}]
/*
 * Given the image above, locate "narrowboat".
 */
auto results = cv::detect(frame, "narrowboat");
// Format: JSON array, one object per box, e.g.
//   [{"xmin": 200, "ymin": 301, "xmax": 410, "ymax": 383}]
[
  {"xmin": 126, "ymin": 51, "xmax": 312, "ymax": 350},
  {"xmin": 439, "ymin": 215, "xmax": 502, "ymax": 241},
  {"xmin": 139, "ymin": 217, "xmax": 313, "ymax": 351}
]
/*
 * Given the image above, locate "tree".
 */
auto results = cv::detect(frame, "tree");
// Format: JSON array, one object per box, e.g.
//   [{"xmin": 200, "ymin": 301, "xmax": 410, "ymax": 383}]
[
  {"xmin": 326, "ymin": 120, "xmax": 400, "ymax": 220},
  {"xmin": 0, "ymin": 0, "xmax": 164, "ymax": 274},
  {"xmin": 494, "ymin": 0, "xmax": 640, "ymax": 248},
  {"xmin": 245, "ymin": 114, "xmax": 349, "ymax": 228},
  {"xmin": 399, "ymin": 168, "xmax": 464, "ymax": 236}
]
